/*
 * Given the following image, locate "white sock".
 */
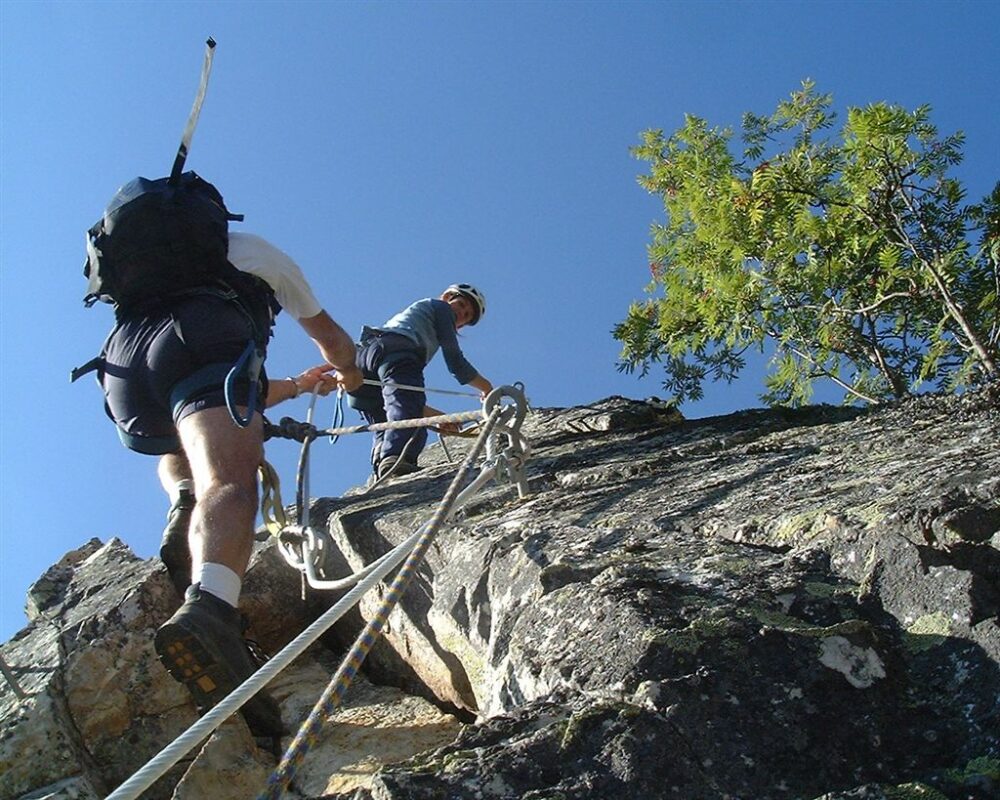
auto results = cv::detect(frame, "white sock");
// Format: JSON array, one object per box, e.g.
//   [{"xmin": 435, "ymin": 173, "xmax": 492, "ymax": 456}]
[
  {"xmin": 195, "ymin": 562, "xmax": 241, "ymax": 608},
  {"xmin": 170, "ymin": 479, "xmax": 195, "ymax": 504}
]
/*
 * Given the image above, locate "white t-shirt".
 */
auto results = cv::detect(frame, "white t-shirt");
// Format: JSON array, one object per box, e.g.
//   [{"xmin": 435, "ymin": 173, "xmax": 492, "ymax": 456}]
[{"xmin": 227, "ymin": 232, "xmax": 322, "ymax": 320}]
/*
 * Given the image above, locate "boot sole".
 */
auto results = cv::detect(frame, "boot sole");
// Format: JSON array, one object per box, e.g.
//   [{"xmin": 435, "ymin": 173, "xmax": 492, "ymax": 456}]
[
  {"xmin": 155, "ymin": 621, "xmax": 237, "ymax": 712},
  {"xmin": 154, "ymin": 620, "xmax": 288, "ymax": 737}
]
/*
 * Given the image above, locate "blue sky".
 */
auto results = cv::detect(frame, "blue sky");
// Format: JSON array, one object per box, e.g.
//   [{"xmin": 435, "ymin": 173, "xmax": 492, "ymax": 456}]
[{"xmin": 1, "ymin": 1, "xmax": 997, "ymax": 643}]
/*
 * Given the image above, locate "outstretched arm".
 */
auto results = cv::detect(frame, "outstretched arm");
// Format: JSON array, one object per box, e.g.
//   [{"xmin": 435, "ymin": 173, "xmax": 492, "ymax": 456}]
[
  {"xmin": 297, "ymin": 310, "xmax": 363, "ymax": 391},
  {"xmin": 468, "ymin": 374, "xmax": 493, "ymax": 399}
]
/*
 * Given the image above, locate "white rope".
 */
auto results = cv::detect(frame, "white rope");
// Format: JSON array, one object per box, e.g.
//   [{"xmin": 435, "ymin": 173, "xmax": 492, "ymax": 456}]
[
  {"xmin": 108, "ymin": 387, "xmax": 530, "ymax": 798},
  {"xmin": 104, "ymin": 526, "xmax": 420, "ymax": 800},
  {"xmin": 362, "ymin": 377, "xmax": 481, "ymax": 398}
]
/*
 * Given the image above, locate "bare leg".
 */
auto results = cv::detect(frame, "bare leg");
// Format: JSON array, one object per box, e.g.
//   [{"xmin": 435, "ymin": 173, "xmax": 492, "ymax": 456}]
[
  {"xmin": 176, "ymin": 406, "xmax": 262, "ymax": 580},
  {"xmin": 155, "ymin": 406, "xmax": 285, "ymax": 736},
  {"xmin": 158, "ymin": 451, "xmax": 193, "ymax": 501}
]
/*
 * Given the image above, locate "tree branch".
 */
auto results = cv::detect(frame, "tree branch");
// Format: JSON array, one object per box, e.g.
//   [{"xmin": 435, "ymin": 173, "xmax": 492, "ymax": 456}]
[
  {"xmin": 764, "ymin": 329, "xmax": 881, "ymax": 404},
  {"xmin": 889, "ymin": 187, "xmax": 998, "ymax": 376},
  {"xmin": 798, "ymin": 293, "xmax": 914, "ymax": 318}
]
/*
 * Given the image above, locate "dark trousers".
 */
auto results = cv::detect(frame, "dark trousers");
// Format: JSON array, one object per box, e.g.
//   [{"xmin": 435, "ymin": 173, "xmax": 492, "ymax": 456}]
[{"xmin": 348, "ymin": 332, "xmax": 428, "ymax": 469}]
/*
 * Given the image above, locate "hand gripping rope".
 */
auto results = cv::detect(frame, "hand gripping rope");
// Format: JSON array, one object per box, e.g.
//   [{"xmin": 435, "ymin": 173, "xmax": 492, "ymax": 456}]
[{"xmin": 105, "ymin": 385, "xmax": 530, "ymax": 799}]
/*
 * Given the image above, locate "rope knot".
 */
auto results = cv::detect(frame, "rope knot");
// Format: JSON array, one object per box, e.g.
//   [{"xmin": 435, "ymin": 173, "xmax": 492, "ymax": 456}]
[{"xmin": 264, "ymin": 416, "xmax": 319, "ymax": 443}]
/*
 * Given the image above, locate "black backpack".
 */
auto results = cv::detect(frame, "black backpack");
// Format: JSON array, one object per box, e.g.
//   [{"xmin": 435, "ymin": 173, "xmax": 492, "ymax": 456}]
[
  {"xmin": 75, "ymin": 172, "xmax": 279, "ymax": 425},
  {"xmin": 75, "ymin": 40, "xmax": 276, "ymax": 427},
  {"xmin": 85, "ymin": 172, "xmax": 239, "ymax": 307},
  {"xmin": 83, "ymin": 170, "xmax": 278, "ymax": 338}
]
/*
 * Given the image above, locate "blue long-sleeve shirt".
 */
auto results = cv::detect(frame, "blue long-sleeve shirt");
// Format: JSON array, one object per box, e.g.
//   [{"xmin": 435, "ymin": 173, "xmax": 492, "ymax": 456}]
[{"xmin": 367, "ymin": 298, "xmax": 479, "ymax": 384}]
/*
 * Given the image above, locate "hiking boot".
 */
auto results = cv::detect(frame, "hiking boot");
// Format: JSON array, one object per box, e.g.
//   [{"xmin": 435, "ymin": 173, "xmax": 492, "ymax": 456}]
[
  {"xmin": 376, "ymin": 455, "xmax": 421, "ymax": 480},
  {"xmin": 159, "ymin": 488, "xmax": 196, "ymax": 595},
  {"xmin": 240, "ymin": 614, "xmax": 270, "ymax": 670},
  {"xmin": 154, "ymin": 584, "xmax": 286, "ymax": 738}
]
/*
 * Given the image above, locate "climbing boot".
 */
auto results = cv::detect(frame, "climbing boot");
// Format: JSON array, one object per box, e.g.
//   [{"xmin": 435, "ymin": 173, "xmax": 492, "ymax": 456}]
[
  {"xmin": 154, "ymin": 584, "xmax": 287, "ymax": 738},
  {"xmin": 240, "ymin": 615, "xmax": 271, "ymax": 670},
  {"xmin": 159, "ymin": 488, "xmax": 196, "ymax": 595},
  {"xmin": 376, "ymin": 455, "xmax": 421, "ymax": 480}
]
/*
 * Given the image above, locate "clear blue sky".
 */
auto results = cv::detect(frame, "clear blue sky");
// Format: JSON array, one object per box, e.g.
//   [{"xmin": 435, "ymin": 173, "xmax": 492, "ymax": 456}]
[{"xmin": 2, "ymin": 1, "xmax": 997, "ymax": 642}]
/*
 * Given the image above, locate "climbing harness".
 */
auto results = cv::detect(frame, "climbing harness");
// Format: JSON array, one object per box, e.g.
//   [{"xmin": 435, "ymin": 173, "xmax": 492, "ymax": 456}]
[{"xmin": 105, "ymin": 384, "xmax": 531, "ymax": 800}]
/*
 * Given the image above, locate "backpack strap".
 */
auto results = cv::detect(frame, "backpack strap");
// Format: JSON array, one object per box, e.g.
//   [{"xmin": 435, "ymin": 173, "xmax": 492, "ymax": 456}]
[{"xmin": 71, "ymin": 356, "xmax": 105, "ymax": 383}]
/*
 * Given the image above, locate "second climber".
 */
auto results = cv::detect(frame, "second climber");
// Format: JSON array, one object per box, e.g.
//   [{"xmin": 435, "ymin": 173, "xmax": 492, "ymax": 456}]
[{"xmin": 347, "ymin": 283, "xmax": 493, "ymax": 480}]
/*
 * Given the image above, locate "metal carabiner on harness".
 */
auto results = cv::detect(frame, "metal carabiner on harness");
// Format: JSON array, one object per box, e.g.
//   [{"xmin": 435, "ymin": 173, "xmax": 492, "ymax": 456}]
[{"xmin": 224, "ymin": 339, "xmax": 265, "ymax": 428}]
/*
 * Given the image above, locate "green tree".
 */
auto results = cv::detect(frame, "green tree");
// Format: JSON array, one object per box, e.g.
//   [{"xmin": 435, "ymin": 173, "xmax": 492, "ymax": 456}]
[{"xmin": 615, "ymin": 81, "xmax": 999, "ymax": 406}]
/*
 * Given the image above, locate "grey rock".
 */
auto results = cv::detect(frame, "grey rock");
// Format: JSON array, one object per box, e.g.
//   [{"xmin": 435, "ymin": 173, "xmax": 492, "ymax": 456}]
[
  {"xmin": 16, "ymin": 775, "xmax": 102, "ymax": 800},
  {"xmin": 25, "ymin": 538, "xmax": 104, "ymax": 622},
  {"xmin": 321, "ymin": 391, "xmax": 1000, "ymax": 800},
  {"xmin": 3, "ymin": 390, "xmax": 998, "ymax": 799}
]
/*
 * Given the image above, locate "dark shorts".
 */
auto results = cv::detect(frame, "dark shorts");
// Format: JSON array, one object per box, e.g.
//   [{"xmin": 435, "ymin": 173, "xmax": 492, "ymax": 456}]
[{"xmin": 100, "ymin": 294, "xmax": 268, "ymax": 455}]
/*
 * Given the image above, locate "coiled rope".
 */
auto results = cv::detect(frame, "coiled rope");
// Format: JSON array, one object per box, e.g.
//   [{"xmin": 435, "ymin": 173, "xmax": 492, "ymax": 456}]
[{"xmin": 258, "ymin": 401, "xmax": 507, "ymax": 799}]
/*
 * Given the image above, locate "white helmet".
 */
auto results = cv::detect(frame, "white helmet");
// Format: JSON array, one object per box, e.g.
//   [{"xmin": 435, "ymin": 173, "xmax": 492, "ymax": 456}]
[{"xmin": 445, "ymin": 283, "xmax": 486, "ymax": 325}]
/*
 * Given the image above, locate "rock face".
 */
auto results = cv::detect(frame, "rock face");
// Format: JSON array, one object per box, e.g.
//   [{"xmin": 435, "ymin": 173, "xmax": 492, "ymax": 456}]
[
  {"xmin": 1, "ymin": 538, "xmax": 187, "ymax": 800},
  {"xmin": 321, "ymin": 388, "xmax": 1000, "ymax": 800},
  {"xmin": 1, "ymin": 388, "xmax": 998, "ymax": 799},
  {"xmin": 0, "ymin": 537, "xmax": 459, "ymax": 799}
]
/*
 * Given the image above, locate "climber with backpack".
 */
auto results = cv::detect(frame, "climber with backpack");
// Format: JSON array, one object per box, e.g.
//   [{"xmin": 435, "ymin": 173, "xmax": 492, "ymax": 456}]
[
  {"xmin": 73, "ymin": 40, "xmax": 362, "ymax": 741},
  {"xmin": 75, "ymin": 172, "xmax": 362, "ymax": 740},
  {"xmin": 346, "ymin": 284, "xmax": 494, "ymax": 480}
]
